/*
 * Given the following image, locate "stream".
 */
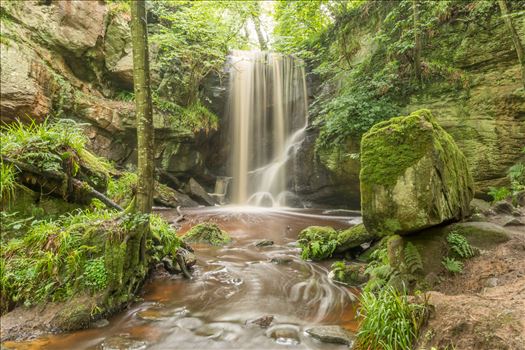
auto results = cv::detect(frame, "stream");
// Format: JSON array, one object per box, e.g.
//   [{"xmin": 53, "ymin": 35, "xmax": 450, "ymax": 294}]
[{"xmin": 4, "ymin": 207, "xmax": 362, "ymax": 350}]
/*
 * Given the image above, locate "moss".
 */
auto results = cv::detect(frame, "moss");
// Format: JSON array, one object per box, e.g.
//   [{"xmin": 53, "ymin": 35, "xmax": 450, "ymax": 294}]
[
  {"xmin": 330, "ymin": 261, "xmax": 368, "ymax": 286},
  {"xmin": 182, "ymin": 223, "xmax": 231, "ymax": 246},
  {"xmin": 360, "ymin": 109, "xmax": 474, "ymax": 236},
  {"xmin": 360, "ymin": 109, "xmax": 435, "ymax": 188},
  {"xmin": 336, "ymin": 224, "xmax": 375, "ymax": 252}
]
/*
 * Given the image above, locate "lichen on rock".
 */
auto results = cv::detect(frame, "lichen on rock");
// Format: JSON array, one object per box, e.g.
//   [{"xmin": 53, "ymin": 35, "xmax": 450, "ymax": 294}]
[{"xmin": 360, "ymin": 109, "xmax": 474, "ymax": 236}]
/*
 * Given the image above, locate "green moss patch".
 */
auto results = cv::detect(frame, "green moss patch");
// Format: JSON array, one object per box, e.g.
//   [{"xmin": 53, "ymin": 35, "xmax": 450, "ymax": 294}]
[{"xmin": 182, "ymin": 223, "xmax": 231, "ymax": 246}]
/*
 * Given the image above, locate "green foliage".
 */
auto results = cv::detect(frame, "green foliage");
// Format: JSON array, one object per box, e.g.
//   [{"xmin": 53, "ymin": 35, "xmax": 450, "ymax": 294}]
[
  {"xmin": 488, "ymin": 186, "xmax": 511, "ymax": 203},
  {"xmin": 83, "ymin": 257, "xmax": 108, "ymax": 292},
  {"xmin": 182, "ymin": 222, "xmax": 231, "ymax": 246},
  {"xmin": 0, "ymin": 162, "xmax": 17, "ymax": 205},
  {"xmin": 0, "ymin": 208, "xmax": 181, "ymax": 314},
  {"xmin": 355, "ymin": 286, "xmax": 428, "ymax": 350},
  {"xmin": 107, "ymin": 172, "xmax": 138, "ymax": 207},
  {"xmin": 297, "ymin": 226, "xmax": 338, "ymax": 260},
  {"xmin": 447, "ymin": 232, "xmax": 475, "ymax": 259},
  {"xmin": 404, "ymin": 242, "xmax": 423, "ymax": 274},
  {"xmin": 363, "ymin": 247, "xmax": 399, "ymax": 292},
  {"xmin": 442, "ymin": 257, "xmax": 463, "ymax": 274},
  {"xmin": 1, "ymin": 119, "xmax": 87, "ymax": 172}
]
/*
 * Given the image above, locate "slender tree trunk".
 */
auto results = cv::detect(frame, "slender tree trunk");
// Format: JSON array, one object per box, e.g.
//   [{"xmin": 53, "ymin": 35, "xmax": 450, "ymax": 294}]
[
  {"xmin": 498, "ymin": 0, "xmax": 525, "ymax": 89},
  {"xmin": 252, "ymin": 15, "xmax": 268, "ymax": 51},
  {"xmin": 130, "ymin": 0, "xmax": 154, "ymax": 214},
  {"xmin": 413, "ymin": 0, "xmax": 422, "ymax": 87}
]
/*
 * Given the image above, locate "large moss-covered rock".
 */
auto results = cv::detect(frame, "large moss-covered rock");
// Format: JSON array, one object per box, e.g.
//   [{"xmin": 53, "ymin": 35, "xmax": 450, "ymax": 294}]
[{"xmin": 360, "ymin": 109, "xmax": 474, "ymax": 236}]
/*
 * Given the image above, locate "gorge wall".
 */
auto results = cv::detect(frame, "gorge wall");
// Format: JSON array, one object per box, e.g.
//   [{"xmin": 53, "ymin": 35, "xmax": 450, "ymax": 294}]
[
  {"xmin": 1, "ymin": 1, "xmax": 524, "ymax": 208},
  {"xmin": 294, "ymin": 4, "xmax": 525, "ymax": 207},
  {"xmin": 0, "ymin": 1, "xmax": 220, "ymax": 188}
]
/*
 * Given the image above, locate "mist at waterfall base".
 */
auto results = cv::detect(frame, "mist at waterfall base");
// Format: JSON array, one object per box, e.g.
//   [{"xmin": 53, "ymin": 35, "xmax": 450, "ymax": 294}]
[{"xmin": 227, "ymin": 50, "xmax": 308, "ymax": 208}]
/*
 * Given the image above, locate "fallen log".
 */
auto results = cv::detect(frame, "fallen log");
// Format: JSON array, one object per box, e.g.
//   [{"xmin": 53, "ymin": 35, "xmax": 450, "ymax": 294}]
[{"xmin": 2, "ymin": 156, "xmax": 123, "ymax": 211}]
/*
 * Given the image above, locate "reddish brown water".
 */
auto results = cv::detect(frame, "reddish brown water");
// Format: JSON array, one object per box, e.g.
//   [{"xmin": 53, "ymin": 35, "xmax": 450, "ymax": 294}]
[{"xmin": 4, "ymin": 207, "xmax": 362, "ymax": 350}]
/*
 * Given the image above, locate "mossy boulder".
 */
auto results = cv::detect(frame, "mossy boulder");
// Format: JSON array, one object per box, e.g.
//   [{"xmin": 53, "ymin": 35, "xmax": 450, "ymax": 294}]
[
  {"xmin": 298, "ymin": 224, "xmax": 374, "ymax": 260},
  {"xmin": 329, "ymin": 261, "xmax": 368, "ymax": 286},
  {"xmin": 360, "ymin": 109, "xmax": 474, "ymax": 236},
  {"xmin": 182, "ymin": 223, "xmax": 231, "ymax": 246},
  {"xmin": 336, "ymin": 224, "xmax": 375, "ymax": 252}
]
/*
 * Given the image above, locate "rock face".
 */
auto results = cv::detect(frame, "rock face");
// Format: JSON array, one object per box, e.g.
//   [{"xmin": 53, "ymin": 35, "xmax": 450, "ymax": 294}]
[
  {"xmin": 0, "ymin": 2, "xmax": 218, "ymax": 195},
  {"xmin": 305, "ymin": 325, "xmax": 354, "ymax": 345},
  {"xmin": 360, "ymin": 110, "xmax": 474, "ymax": 236}
]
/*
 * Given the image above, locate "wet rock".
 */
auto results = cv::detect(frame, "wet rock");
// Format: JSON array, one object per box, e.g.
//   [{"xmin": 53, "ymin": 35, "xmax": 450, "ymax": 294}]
[
  {"xmin": 162, "ymin": 257, "xmax": 180, "ymax": 274},
  {"xmin": 492, "ymin": 200, "xmax": 514, "ymax": 215},
  {"xmin": 329, "ymin": 262, "xmax": 368, "ymax": 286},
  {"xmin": 511, "ymin": 210, "xmax": 522, "ymax": 217},
  {"xmin": 183, "ymin": 223, "xmax": 231, "ymax": 246},
  {"xmin": 360, "ymin": 110, "xmax": 473, "ymax": 236},
  {"xmin": 186, "ymin": 178, "xmax": 217, "ymax": 206},
  {"xmin": 247, "ymin": 315, "xmax": 274, "ymax": 328},
  {"xmin": 101, "ymin": 334, "xmax": 147, "ymax": 350},
  {"xmin": 255, "ymin": 239, "xmax": 274, "ymax": 247},
  {"xmin": 92, "ymin": 318, "xmax": 109, "ymax": 328},
  {"xmin": 270, "ymin": 255, "xmax": 293, "ymax": 264},
  {"xmin": 266, "ymin": 325, "xmax": 300, "ymax": 345},
  {"xmin": 305, "ymin": 325, "xmax": 354, "ymax": 345},
  {"xmin": 504, "ymin": 218, "xmax": 524, "ymax": 227}
]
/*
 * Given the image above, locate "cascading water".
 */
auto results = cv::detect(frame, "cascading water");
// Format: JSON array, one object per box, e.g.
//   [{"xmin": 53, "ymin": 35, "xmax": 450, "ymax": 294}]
[{"xmin": 227, "ymin": 50, "xmax": 308, "ymax": 207}]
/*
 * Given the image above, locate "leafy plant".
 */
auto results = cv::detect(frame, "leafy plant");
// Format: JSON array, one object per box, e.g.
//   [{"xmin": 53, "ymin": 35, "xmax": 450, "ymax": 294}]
[
  {"xmin": 0, "ymin": 162, "xmax": 17, "ymax": 205},
  {"xmin": 297, "ymin": 226, "xmax": 339, "ymax": 260},
  {"xmin": 446, "ymin": 232, "xmax": 475, "ymax": 259},
  {"xmin": 442, "ymin": 257, "xmax": 463, "ymax": 274},
  {"xmin": 404, "ymin": 242, "xmax": 424, "ymax": 274},
  {"xmin": 488, "ymin": 186, "xmax": 511, "ymax": 203},
  {"xmin": 355, "ymin": 286, "xmax": 428, "ymax": 350},
  {"xmin": 83, "ymin": 257, "xmax": 108, "ymax": 292}
]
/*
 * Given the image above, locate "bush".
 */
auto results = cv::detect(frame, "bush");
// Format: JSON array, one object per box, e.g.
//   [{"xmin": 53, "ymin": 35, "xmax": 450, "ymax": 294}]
[{"xmin": 355, "ymin": 286, "xmax": 428, "ymax": 350}]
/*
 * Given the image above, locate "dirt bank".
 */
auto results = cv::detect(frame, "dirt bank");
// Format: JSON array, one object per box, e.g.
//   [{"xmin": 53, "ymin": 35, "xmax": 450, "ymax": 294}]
[{"xmin": 418, "ymin": 211, "xmax": 525, "ymax": 350}]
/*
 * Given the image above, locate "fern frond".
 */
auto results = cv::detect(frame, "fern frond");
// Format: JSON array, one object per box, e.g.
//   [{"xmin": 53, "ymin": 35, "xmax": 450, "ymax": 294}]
[{"xmin": 404, "ymin": 242, "xmax": 423, "ymax": 274}]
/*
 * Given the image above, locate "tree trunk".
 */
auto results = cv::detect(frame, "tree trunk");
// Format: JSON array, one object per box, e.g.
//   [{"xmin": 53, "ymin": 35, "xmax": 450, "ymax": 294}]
[
  {"xmin": 498, "ymin": 0, "xmax": 525, "ymax": 89},
  {"xmin": 413, "ymin": 0, "xmax": 422, "ymax": 87},
  {"xmin": 252, "ymin": 15, "xmax": 268, "ymax": 51},
  {"xmin": 130, "ymin": 0, "xmax": 154, "ymax": 214}
]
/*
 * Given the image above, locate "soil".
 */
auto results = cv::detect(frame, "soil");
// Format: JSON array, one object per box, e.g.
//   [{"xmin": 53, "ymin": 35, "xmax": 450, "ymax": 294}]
[{"xmin": 417, "ymin": 209, "xmax": 525, "ymax": 350}]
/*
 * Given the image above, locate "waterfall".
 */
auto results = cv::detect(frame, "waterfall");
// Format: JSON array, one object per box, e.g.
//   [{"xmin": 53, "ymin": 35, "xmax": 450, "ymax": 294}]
[{"xmin": 227, "ymin": 50, "xmax": 308, "ymax": 207}]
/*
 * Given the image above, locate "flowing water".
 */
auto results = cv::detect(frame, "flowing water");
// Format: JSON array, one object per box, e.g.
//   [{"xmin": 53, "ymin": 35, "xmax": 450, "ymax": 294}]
[
  {"xmin": 5, "ymin": 208, "xmax": 362, "ymax": 350},
  {"xmin": 228, "ymin": 51, "xmax": 308, "ymax": 207}
]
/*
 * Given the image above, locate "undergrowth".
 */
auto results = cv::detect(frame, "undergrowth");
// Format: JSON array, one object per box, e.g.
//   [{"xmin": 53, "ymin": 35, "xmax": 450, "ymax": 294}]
[
  {"xmin": 0, "ymin": 209, "xmax": 181, "ymax": 314},
  {"xmin": 355, "ymin": 286, "xmax": 428, "ymax": 350}
]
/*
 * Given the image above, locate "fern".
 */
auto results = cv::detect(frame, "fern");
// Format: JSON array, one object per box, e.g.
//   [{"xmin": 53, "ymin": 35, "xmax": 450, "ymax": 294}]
[
  {"xmin": 442, "ymin": 257, "xmax": 463, "ymax": 274},
  {"xmin": 447, "ymin": 232, "xmax": 475, "ymax": 259},
  {"xmin": 404, "ymin": 243, "xmax": 423, "ymax": 274}
]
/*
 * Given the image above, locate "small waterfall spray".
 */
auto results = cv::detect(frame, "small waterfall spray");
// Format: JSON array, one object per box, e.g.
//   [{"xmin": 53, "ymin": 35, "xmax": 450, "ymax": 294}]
[{"xmin": 227, "ymin": 50, "xmax": 308, "ymax": 207}]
